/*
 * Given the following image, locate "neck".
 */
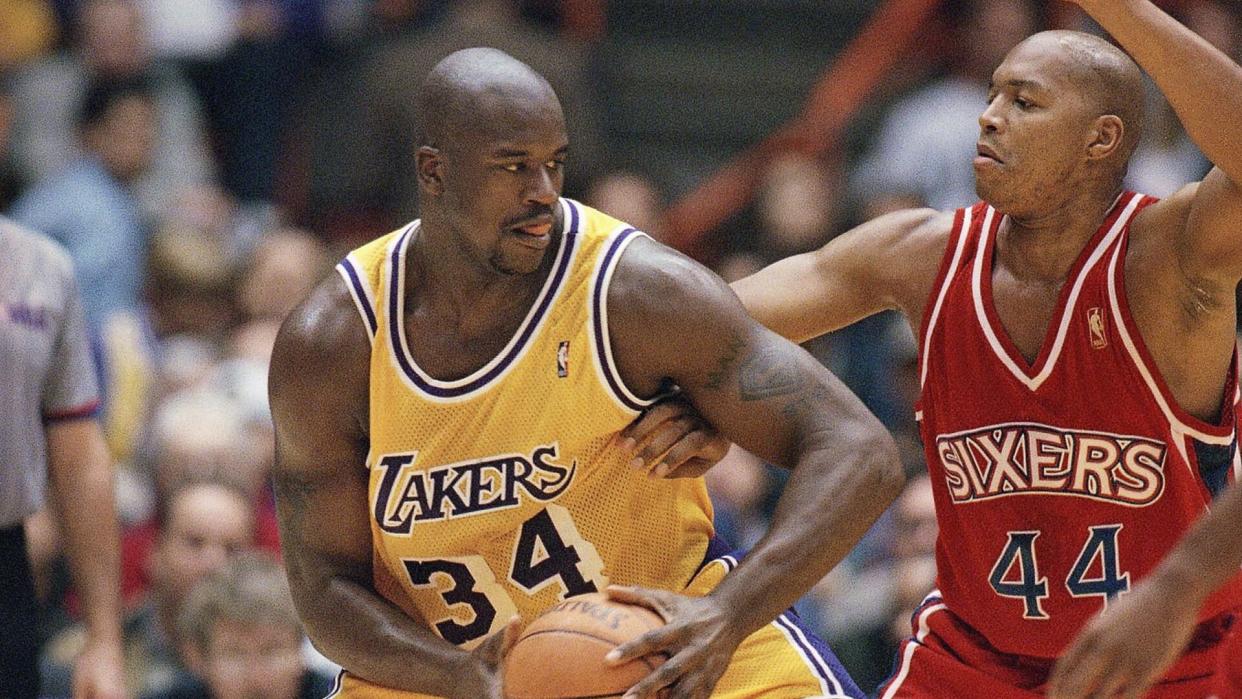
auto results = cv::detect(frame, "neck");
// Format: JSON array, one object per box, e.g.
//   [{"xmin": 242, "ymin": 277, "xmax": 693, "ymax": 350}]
[
  {"xmin": 995, "ymin": 181, "xmax": 1123, "ymax": 283},
  {"xmin": 409, "ymin": 214, "xmax": 550, "ymax": 326}
]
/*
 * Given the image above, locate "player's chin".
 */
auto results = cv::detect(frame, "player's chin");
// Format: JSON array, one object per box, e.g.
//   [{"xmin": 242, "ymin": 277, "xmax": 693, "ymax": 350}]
[{"xmin": 491, "ymin": 247, "xmax": 547, "ymax": 276}]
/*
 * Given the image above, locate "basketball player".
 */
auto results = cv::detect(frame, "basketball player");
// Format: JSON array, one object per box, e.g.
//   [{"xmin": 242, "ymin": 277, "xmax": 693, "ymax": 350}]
[
  {"xmin": 625, "ymin": 0, "xmax": 1242, "ymax": 695},
  {"xmin": 268, "ymin": 48, "xmax": 903, "ymax": 699}
]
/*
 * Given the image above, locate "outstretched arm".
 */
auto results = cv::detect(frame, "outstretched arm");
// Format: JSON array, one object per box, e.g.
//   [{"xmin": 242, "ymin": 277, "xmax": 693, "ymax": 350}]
[
  {"xmin": 605, "ymin": 236, "xmax": 905, "ymax": 698},
  {"xmin": 618, "ymin": 208, "xmax": 950, "ymax": 477},
  {"xmin": 269, "ymin": 275, "xmax": 515, "ymax": 698},
  {"xmin": 1078, "ymin": 0, "xmax": 1242, "ymax": 278},
  {"xmin": 1048, "ymin": 478, "xmax": 1242, "ymax": 699}
]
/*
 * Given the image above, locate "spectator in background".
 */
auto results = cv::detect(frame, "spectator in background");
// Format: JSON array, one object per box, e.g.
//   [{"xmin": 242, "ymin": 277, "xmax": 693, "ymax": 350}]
[
  {"xmin": 152, "ymin": 552, "xmax": 334, "ymax": 699},
  {"xmin": 850, "ymin": 0, "xmax": 1039, "ymax": 216},
  {"xmin": 585, "ymin": 171, "xmax": 670, "ymax": 242},
  {"xmin": 0, "ymin": 0, "xmax": 58, "ymax": 68},
  {"xmin": 10, "ymin": 75, "xmax": 156, "ymax": 332},
  {"xmin": 44, "ymin": 479, "xmax": 258, "ymax": 696},
  {"xmin": 0, "ymin": 216, "xmax": 126, "ymax": 699},
  {"xmin": 0, "ymin": 72, "xmax": 26, "ymax": 212},
  {"xmin": 1124, "ymin": 0, "xmax": 1240, "ymax": 196},
  {"xmin": 346, "ymin": 0, "xmax": 603, "ymax": 224},
  {"xmin": 9, "ymin": 0, "xmax": 215, "ymax": 218}
]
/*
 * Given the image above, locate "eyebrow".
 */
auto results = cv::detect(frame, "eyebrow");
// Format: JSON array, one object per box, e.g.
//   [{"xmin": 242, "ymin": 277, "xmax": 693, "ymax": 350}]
[
  {"xmin": 490, "ymin": 145, "xmax": 570, "ymax": 159},
  {"xmin": 989, "ymin": 78, "xmax": 1048, "ymax": 93}
]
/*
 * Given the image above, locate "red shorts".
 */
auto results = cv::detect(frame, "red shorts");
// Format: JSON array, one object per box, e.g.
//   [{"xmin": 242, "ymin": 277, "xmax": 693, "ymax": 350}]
[
  {"xmin": 1213, "ymin": 624, "xmax": 1242, "ymax": 698},
  {"xmin": 879, "ymin": 593, "xmax": 1235, "ymax": 698}
]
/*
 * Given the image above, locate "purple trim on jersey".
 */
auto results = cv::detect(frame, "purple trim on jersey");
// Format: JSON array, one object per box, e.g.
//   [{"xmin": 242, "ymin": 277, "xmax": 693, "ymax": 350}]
[
  {"xmin": 42, "ymin": 399, "xmax": 100, "ymax": 423},
  {"xmin": 592, "ymin": 227, "xmax": 647, "ymax": 412},
  {"xmin": 775, "ymin": 612, "xmax": 860, "ymax": 697},
  {"xmin": 388, "ymin": 208, "xmax": 579, "ymax": 397},
  {"xmin": 338, "ymin": 258, "xmax": 377, "ymax": 336}
]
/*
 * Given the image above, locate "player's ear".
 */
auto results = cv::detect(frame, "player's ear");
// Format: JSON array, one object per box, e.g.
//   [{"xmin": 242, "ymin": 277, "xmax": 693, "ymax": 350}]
[
  {"xmin": 1086, "ymin": 115, "xmax": 1124, "ymax": 161},
  {"xmin": 417, "ymin": 146, "xmax": 445, "ymax": 196}
]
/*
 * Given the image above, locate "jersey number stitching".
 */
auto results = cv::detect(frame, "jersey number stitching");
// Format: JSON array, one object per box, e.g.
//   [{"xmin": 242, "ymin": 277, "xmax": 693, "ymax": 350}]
[{"xmin": 401, "ymin": 504, "xmax": 606, "ymax": 647}]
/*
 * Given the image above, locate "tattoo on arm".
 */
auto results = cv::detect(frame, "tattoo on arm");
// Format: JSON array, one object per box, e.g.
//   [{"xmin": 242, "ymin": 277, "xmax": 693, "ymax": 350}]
[
  {"xmin": 706, "ymin": 334, "xmax": 746, "ymax": 390},
  {"xmin": 273, "ymin": 469, "xmax": 319, "ymax": 551},
  {"xmin": 738, "ymin": 346, "xmax": 804, "ymax": 401}
]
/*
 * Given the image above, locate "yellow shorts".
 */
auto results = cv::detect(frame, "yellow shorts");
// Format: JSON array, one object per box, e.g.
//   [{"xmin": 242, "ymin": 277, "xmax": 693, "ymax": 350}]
[{"xmin": 328, "ymin": 549, "xmax": 861, "ymax": 698}]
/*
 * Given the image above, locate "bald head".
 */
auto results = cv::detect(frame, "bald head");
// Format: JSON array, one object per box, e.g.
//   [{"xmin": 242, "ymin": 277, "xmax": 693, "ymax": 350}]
[
  {"xmin": 1017, "ymin": 31, "xmax": 1146, "ymax": 159},
  {"xmin": 418, "ymin": 48, "xmax": 563, "ymax": 152}
]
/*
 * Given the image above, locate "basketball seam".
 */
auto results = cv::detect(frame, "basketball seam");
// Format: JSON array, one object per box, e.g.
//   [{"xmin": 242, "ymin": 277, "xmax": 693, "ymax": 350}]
[{"xmin": 516, "ymin": 628, "xmax": 664, "ymax": 671}]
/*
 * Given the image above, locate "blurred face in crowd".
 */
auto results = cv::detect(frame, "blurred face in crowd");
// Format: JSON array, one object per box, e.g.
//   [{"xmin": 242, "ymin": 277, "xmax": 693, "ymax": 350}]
[
  {"xmin": 80, "ymin": 0, "xmax": 148, "ymax": 76},
  {"xmin": 84, "ymin": 94, "xmax": 157, "ymax": 183},
  {"xmin": 199, "ymin": 618, "xmax": 304, "ymax": 699},
  {"xmin": 151, "ymin": 484, "xmax": 254, "ymax": 605}
]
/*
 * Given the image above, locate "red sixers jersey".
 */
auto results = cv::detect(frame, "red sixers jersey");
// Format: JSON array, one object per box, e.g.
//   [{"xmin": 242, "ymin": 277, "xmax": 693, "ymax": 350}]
[{"xmin": 915, "ymin": 191, "xmax": 1242, "ymax": 659}]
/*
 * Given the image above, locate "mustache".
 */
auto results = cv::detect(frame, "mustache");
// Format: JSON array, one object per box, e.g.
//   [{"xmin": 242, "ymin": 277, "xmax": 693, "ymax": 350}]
[{"xmin": 504, "ymin": 205, "xmax": 556, "ymax": 227}]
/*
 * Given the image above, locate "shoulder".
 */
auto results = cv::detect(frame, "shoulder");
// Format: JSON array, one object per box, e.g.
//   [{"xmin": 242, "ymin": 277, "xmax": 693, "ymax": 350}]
[
  {"xmin": 269, "ymin": 270, "xmax": 371, "ymax": 431},
  {"xmin": 0, "ymin": 216, "xmax": 75, "ymax": 278},
  {"xmin": 607, "ymin": 234, "xmax": 727, "ymax": 313}
]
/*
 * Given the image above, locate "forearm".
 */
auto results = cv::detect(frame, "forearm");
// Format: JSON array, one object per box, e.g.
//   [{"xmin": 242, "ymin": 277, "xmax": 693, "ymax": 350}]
[
  {"xmin": 1146, "ymin": 480, "xmax": 1242, "ymax": 607},
  {"xmin": 291, "ymin": 565, "xmax": 476, "ymax": 694},
  {"xmin": 1084, "ymin": 0, "xmax": 1242, "ymax": 179},
  {"xmin": 46, "ymin": 421, "xmax": 122, "ymax": 643},
  {"xmin": 709, "ymin": 424, "xmax": 903, "ymax": 635}
]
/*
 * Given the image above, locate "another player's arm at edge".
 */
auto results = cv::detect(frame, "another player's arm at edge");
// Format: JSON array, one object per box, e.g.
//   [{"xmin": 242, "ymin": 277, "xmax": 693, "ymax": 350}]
[
  {"xmin": 268, "ymin": 275, "xmax": 500, "ymax": 698},
  {"xmin": 605, "ymin": 235, "xmax": 906, "ymax": 689},
  {"xmin": 732, "ymin": 207, "xmax": 952, "ymax": 343}
]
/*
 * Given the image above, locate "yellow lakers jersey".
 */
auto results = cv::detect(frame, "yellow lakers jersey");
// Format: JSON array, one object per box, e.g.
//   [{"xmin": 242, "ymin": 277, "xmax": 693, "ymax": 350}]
[{"xmin": 335, "ymin": 198, "xmax": 714, "ymax": 664}]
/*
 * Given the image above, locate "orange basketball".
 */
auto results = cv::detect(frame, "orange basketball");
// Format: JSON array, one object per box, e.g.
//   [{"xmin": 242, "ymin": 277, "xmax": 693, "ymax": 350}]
[{"xmin": 502, "ymin": 592, "xmax": 667, "ymax": 699}]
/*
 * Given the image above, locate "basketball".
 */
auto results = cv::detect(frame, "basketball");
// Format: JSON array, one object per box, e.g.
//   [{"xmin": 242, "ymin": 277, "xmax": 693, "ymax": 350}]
[{"xmin": 502, "ymin": 592, "xmax": 667, "ymax": 699}]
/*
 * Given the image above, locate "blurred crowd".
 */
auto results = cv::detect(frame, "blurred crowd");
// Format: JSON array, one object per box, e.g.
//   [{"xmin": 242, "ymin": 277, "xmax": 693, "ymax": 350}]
[{"xmin": 2, "ymin": 0, "xmax": 1237, "ymax": 696}]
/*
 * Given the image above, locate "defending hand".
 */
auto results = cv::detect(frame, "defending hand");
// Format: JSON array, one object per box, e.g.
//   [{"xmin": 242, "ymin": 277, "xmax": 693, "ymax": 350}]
[{"xmin": 615, "ymin": 399, "xmax": 729, "ymax": 479}]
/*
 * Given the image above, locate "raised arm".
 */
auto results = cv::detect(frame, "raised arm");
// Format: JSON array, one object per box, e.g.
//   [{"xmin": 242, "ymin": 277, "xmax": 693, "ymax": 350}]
[
  {"xmin": 605, "ymin": 236, "xmax": 905, "ymax": 697},
  {"xmin": 269, "ymin": 276, "xmax": 514, "ymax": 698},
  {"xmin": 732, "ymin": 207, "xmax": 949, "ymax": 343},
  {"xmin": 1078, "ymin": 0, "xmax": 1242, "ymax": 279}
]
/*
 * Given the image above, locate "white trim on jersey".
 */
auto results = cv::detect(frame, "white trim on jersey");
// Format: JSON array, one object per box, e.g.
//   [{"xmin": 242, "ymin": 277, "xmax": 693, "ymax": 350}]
[
  {"xmin": 1104, "ymin": 239, "xmax": 1236, "ymax": 448},
  {"xmin": 920, "ymin": 207, "xmax": 973, "ymax": 390},
  {"xmin": 772, "ymin": 612, "xmax": 848, "ymax": 697},
  {"xmin": 383, "ymin": 200, "xmax": 582, "ymax": 403},
  {"xmin": 588, "ymin": 219, "xmax": 658, "ymax": 415},
  {"xmin": 336, "ymin": 254, "xmax": 378, "ymax": 346},
  {"xmin": 880, "ymin": 592, "xmax": 947, "ymax": 699},
  {"xmin": 972, "ymin": 193, "xmax": 1142, "ymax": 392}
]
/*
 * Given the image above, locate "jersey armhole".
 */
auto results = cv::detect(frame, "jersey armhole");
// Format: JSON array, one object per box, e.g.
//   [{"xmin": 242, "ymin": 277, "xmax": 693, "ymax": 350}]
[
  {"xmin": 336, "ymin": 254, "xmax": 378, "ymax": 345},
  {"xmin": 589, "ymin": 223, "xmax": 659, "ymax": 415},
  {"xmin": 917, "ymin": 206, "xmax": 973, "ymax": 395}
]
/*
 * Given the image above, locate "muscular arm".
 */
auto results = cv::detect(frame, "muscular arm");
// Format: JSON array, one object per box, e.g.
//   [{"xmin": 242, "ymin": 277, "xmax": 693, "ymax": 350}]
[
  {"xmin": 269, "ymin": 277, "xmax": 487, "ymax": 696},
  {"xmin": 1081, "ymin": 0, "xmax": 1242, "ymax": 279},
  {"xmin": 731, "ymin": 208, "xmax": 950, "ymax": 343},
  {"xmin": 610, "ymin": 236, "xmax": 905, "ymax": 639}
]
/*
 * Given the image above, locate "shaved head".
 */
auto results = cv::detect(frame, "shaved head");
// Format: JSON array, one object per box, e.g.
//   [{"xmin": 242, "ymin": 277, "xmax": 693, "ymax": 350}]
[
  {"xmin": 417, "ymin": 47, "xmax": 562, "ymax": 153},
  {"xmin": 1020, "ymin": 31, "xmax": 1146, "ymax": 160}
]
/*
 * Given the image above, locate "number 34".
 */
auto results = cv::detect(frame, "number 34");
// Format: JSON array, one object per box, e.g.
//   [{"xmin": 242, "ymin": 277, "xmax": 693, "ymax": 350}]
[{"xmin": 401, "ymin": 505, "xmax": 606, "ymax": 647}]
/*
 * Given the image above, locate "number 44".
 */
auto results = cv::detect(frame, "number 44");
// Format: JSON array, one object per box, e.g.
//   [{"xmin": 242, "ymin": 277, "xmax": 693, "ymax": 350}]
[{"xmin": 988, "ymin": 524, "xmax": 1131, "ymax": 620}]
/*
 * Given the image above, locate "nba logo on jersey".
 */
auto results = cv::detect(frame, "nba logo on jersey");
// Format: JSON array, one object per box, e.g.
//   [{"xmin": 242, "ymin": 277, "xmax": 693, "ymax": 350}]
[
  {"xmin": 557, "ymin": 341, "xmax": 570, "ymax": 378},
  {"xmin": 1087, "ymin": 307, "xmax": 1108, "ymax": 349}
]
